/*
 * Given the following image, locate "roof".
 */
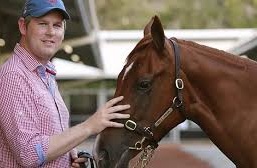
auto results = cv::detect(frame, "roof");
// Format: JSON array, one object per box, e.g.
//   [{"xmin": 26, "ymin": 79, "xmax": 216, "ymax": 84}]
[
  {"xmin": 52, "ymin": 58, "xmax": 104, "ymax": 80},
  {"xmin": 229, "ymin": 35, "xmax": 257, "ymax": 59}
]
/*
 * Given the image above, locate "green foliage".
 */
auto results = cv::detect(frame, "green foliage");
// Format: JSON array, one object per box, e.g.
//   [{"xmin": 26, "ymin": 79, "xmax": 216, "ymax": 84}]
[{"xmin": 95, "ymin": 0, "xmax": 257, "ymax": 29}]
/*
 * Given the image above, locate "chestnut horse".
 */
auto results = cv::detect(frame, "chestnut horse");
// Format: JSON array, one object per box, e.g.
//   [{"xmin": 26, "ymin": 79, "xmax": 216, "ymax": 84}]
[{"xmin": 94, "ymin": 16, "xmax": 257, "ymax": 168}]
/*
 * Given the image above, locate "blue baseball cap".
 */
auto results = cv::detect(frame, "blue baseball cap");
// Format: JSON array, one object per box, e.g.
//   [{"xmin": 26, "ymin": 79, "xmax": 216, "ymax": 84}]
[{"xmin": 22, "ymin": 0, "xmax": 70, "ymax": 20}]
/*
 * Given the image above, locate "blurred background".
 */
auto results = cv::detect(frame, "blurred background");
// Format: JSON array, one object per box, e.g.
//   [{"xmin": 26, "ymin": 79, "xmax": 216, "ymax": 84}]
[{"xmin": 2, "ymin": 0, "xmax": 257, "ymax": 167}]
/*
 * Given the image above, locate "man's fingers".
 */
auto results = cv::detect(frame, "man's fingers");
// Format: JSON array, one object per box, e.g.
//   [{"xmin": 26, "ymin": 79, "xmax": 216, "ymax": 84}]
[
  {"xmin": 71, "ymin": 162, "xmax": 80, "ymax": 168},
  {"xmin": 73, "ymin": 157, "xmax": 87, "ymax": 163},
  {"xmin": 108, "ymin": 121, "xmax": 124, "ymax": 128},
  {"xmin": 107, "ymin": 105, "xmax": 130, "ymax": 113},
  {"xmin": 105, "ymin": 96, "xmax": 124, "ymax": 107},
  {"xmin": 108, "ymin": 113, "xmax": 130, "ymax": 120},
  {"xmin": 71, "ymin": 157, "xmax": 88, "ymax": 168},
  {"xmin": 70, "ymin": 148, "xmax": 78, "ymax": 160}
]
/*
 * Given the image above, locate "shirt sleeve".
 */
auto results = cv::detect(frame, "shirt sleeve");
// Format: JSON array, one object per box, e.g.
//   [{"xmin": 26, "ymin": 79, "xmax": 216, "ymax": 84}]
[{"xmin": 0, "ymin": 71, "xmax": 50, "ymax": 167}]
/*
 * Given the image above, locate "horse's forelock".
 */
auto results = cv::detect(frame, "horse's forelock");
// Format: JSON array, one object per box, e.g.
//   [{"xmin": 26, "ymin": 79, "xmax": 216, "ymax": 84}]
[
  {"xmin": 125, "ymin": 35, "xmax": 152, "ymax": 64},
  {"xmin": 124, "ymin": 35, "xmax": 170, "ymax": 76}
]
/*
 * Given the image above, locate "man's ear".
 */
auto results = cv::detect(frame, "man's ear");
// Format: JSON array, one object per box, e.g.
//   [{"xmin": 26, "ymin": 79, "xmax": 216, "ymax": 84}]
[{"xmin": 18, "ymin": 17, "xmax": 27, "ymax": 36}]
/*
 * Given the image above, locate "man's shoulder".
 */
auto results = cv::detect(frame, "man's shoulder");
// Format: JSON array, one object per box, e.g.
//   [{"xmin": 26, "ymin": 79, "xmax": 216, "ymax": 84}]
[{"xmin": 0, "ymin": 54, "xmax": 26, "ymax": 78}]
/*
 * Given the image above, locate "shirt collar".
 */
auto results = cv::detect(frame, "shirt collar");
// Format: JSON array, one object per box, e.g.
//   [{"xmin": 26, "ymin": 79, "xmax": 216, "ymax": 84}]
[
  {"xmin": 46, "ymin": 64, "xmax": 57, "ymax": 76},
  {"xmin": 14, "ymin": 43, "xmax": 57, "ymax": 75}
]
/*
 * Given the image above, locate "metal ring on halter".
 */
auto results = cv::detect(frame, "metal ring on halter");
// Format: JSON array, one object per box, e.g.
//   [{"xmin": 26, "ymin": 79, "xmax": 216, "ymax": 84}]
[
  {"xmin": 175, "ymin": 78, "xmax": 184, "ymax": 89},
  {"xmin": 125, "ymin": 120, "xmax": 137, "ymax": 131},
  {"xmin": 129, "ymin": 137, "xmax": 146, "ymax": 151},
  {"xmin": 173, "ymin": 96, "xmax": 183, "ymax": 108}
]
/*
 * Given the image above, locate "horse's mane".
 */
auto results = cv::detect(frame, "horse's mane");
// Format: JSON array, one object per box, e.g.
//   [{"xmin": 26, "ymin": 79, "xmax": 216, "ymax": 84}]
[
  {"xmin": 178, "ymin": 39, "xmax": 236, "ymax": 59},
  {"xmin": 176, "ymin": 39, "xmax": 257, "ymax": 70},
  {"xmin": 125, "ymin": 35, "xmax": 257, "ymax": 71}
]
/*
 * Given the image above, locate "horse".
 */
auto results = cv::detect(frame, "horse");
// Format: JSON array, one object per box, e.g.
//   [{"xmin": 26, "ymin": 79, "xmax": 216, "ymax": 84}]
[{"xmin": 93, "ymin": 15, "xmax": 257, "ymax": 168}]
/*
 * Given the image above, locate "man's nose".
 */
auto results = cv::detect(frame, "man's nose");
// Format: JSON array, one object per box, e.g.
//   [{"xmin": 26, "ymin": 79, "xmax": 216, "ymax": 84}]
[{"xmin": 46, "ymin": 25, "xmax": 55, "ymax": 35}]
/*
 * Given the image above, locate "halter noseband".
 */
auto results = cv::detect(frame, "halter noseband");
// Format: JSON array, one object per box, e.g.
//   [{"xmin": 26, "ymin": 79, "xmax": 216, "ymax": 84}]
[{"xmin": 124, "ymin": 38, "xmax": 184, "ymax": 151}]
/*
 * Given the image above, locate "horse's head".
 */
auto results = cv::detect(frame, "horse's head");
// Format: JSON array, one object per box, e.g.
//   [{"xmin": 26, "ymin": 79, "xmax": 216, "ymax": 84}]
[{"xmin": 93, "ymin": 15, "xmax": 187, "ymax": 168}]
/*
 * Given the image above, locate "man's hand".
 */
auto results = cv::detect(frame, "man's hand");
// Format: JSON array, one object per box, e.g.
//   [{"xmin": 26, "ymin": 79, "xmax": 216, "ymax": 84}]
[
  {"xmin": 84, "ymin": 96, "xmax": 130, "ymax": 135},
  {"xmin": 71, "ymin": 150, "xmax": 88, "ymax": 168}
]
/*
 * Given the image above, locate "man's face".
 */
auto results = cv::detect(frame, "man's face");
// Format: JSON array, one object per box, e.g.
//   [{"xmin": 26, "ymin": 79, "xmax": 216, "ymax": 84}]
[{"xmin": 19, "ymin": 11, "xmax": 65, "ymax": 64}]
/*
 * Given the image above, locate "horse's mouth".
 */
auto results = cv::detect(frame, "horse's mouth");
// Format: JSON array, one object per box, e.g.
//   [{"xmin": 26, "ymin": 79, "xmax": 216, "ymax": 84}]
[
  {"xmin": 97, "ymin": 148, "xmax": 139, "ymax": 168},
  {"xmin": 93, "ymin": 134, "xmax": 141, "ymax": 168},
  {"xmin": 117, "ymin": 147, "xmax": 144, "ymax": 168},
  {"xmin": 94, "ymin": 148, "xmax": 130, "ymax": 168}
]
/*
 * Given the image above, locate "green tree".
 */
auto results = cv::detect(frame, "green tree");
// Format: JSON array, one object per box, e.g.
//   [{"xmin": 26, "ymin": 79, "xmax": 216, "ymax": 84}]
[{"xmin": 96, "ymin": 0, "xmax": 257, "ymax": 29}]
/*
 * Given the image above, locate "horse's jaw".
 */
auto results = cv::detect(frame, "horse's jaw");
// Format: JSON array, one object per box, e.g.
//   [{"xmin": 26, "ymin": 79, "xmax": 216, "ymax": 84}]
[
  {"xmin": 93, "ymin": 134, "xmax": 139, "ymax": 168},
  {"xmin": 94, "ymin": 148, "xmax": 138, "ymax": 168},
  {"xmin": 115, "ymin": 149, "xmax": 138, "ymax": 168}
]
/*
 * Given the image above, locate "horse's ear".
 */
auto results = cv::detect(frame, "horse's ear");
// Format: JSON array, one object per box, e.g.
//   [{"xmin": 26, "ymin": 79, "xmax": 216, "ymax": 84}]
[
  {"xmin": 151, "ymin": 16, "xmax": 165, "ymax": 50},
  {"xmin": 143, "ymin": 16, "xmax": 155, "ymax": 36}
]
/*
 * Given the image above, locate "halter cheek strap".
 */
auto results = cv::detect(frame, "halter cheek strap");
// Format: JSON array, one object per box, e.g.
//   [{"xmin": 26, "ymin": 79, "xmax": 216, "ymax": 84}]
[
  {"xmin": 124, "ymin": 38, "xmax": 184, "ymax": 151},
  {"xmin": 171, "ymin": 38, "xmax": 184, "ymax": 111}
]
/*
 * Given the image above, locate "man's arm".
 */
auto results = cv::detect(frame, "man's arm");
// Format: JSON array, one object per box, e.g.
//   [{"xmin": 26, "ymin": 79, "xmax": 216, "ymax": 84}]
[
  {"xmin": 0, "ymin": 72, "xmax": 49, "ymax": 167},
  {"xmin": 46, "ymin": 96, "xmax": 130, "ymax": 162}
]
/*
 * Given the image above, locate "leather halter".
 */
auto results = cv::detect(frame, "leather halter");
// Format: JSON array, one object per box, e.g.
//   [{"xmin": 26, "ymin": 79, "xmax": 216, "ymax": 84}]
[{"xmin": 124, "ymin": 38, "xmax": 184, "ymax": 151}]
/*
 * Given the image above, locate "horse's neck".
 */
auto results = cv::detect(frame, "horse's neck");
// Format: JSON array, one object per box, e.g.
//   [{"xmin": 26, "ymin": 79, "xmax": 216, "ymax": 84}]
[
  {"xmin": 179, "ymin": 40, "xmax": 257, "ymax": 166},
  {"xmin": 180, "ymin": 41, "xmax": 257, "ymax": 117}
]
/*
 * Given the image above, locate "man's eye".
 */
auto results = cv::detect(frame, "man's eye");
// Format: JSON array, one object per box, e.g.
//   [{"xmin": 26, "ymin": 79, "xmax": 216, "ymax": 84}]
[
  {"xmin": 54, "ymin": 24, "xmax": 62, "ymax": 28},
  {"xmin": 39, "ymin": 22, "xmax": 47, "ymax": 25}
]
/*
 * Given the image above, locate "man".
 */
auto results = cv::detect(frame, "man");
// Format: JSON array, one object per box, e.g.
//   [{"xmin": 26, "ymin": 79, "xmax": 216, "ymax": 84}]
[{"xmin": 0, "ymin": 0, "xmax": 130, "ymax": 167}]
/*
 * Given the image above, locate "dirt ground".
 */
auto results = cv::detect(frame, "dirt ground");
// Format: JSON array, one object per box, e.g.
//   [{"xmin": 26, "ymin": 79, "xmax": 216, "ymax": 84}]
[{"xmin": 129, "ymin": 143, "xmax": 212, "ymax": 168}]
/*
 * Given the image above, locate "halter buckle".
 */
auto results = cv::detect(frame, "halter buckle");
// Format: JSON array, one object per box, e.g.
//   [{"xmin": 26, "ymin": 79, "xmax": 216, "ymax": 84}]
[
  {"xmin": 125, "ymin": 120, "xmax": 137, "ymax": 131},
  {"xmin": 144, "ymin": 127, "xmax": 154, "ymax": 137},
  {"xmin": 175, "ymin": 78, "xmax": 184, "ymax": 89}
]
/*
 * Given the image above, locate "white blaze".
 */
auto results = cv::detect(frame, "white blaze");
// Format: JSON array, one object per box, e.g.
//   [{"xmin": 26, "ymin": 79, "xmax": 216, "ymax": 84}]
[{"xmin": 122, "ymin": 62, "xmax": 134, "ymax": 81}]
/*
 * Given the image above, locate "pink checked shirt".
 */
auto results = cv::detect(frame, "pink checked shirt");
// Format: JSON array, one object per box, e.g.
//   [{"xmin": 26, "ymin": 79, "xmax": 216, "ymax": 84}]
[{"xmin": 0, "ymin": 44, "xmax": 71, "ymax": 167}]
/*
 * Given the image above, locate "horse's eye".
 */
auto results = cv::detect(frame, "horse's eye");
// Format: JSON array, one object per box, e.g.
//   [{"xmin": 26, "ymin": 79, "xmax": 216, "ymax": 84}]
[{"xmin": 138, "ymin": 80, "xmax": 151, "ymax": 91}]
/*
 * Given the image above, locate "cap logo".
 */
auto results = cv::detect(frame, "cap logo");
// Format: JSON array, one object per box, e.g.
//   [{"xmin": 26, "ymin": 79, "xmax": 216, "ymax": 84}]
[{"xmin": 48, "ymin": 0, "xmax": 57, "ymax": 5}]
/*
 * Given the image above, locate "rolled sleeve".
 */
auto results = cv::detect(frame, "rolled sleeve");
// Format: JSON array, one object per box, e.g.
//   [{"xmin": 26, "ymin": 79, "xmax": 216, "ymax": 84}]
[
  {"xmin": 0, "ymin": 72, "xmax": 49, "ymax": 167},
  {"xmin": 35, "ymin": 137, "xmax": 49, "ymax": 166}
]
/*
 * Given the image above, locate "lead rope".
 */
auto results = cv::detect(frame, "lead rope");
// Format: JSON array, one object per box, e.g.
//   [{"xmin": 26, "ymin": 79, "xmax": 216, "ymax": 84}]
[{"xmin": 131, "ymin": 146, "xmax": 155, "ymax": 168}]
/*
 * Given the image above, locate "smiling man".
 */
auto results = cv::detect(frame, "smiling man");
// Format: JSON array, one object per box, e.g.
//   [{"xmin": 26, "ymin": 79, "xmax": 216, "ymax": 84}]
[{"xmin": 0, "ymin": 0, "xmax": 130, "ymax": 167}]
